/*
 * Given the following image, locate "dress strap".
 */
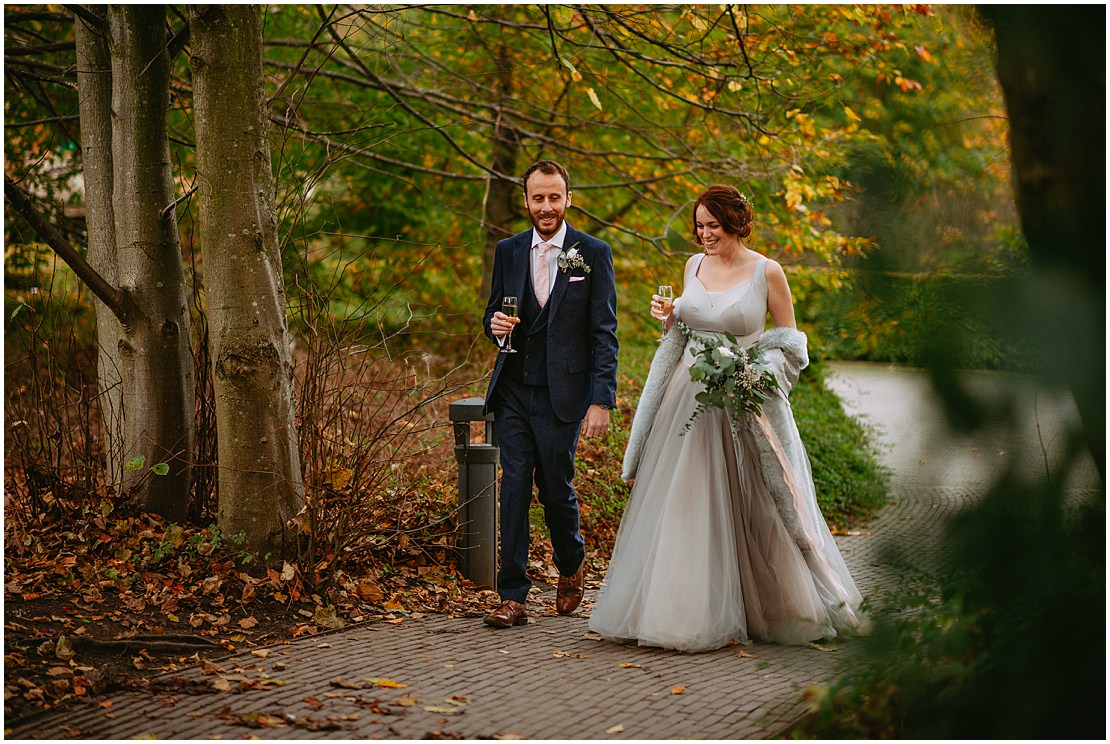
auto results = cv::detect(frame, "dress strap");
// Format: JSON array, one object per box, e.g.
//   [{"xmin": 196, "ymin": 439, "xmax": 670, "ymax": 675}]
[
  {"xmin": 685, "ymin": 252, "xmax": 706, "ymax": 284},
  {"xmin": 756, "ymin": 257, "xmax": 769, "ymax": 287}
]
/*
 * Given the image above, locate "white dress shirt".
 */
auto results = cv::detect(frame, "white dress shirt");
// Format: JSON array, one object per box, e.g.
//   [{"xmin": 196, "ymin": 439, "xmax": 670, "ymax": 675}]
[{"xmin": 531, "ymin": 223, "xmax": 567, "ymax": 298}]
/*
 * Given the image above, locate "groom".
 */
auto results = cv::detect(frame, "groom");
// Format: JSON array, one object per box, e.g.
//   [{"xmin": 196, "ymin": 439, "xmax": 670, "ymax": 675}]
[{"xmin": 481, "ymin": 160, "xmax": 618, "ymax": 628}]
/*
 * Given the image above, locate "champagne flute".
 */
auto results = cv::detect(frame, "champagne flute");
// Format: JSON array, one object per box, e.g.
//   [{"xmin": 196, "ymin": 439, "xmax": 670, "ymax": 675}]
[
  {"xmin": 656, "ymin": 285, "xmax": 673, "ymax": 342},
  {"xmin": 500, "ymin": 296, "xmax": 519, "ymax": 354}
]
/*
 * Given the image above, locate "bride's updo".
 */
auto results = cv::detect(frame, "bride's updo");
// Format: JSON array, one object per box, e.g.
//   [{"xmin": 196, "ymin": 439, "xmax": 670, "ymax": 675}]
[{"xmin": 692, "ymin": 185, "xmax": 754, "ymax": 244}]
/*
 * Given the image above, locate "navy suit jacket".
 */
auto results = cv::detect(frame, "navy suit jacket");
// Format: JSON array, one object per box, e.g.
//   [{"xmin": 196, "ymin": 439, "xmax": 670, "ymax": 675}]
[{"xmin": 483, "ymin": 224, "xmax": 618, "ymax": 423}]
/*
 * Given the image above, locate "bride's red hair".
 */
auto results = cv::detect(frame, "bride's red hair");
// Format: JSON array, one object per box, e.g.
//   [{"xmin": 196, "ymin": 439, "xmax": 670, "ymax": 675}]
[{"xmin": 692, "ymin": 185, "xmax": 754, "ymax": 243}]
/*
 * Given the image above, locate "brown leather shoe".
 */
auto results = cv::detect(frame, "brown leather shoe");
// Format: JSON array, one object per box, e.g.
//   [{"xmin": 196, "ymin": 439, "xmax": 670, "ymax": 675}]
[
  {"xmin": 556, "ymin": 561, "xmax": 585, "ymax": 615},
  {"xmin": 483, "ymin": 599, "xmax": 528, "ymax": 628}
]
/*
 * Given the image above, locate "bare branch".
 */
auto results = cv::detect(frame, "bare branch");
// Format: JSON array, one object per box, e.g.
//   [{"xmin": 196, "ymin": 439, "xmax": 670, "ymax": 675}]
[
  {"xmin": 63, "ymin": 4, "xmax": 107, "ymax": 30},
  {"xmin": 4, "ymin": 42, "xmax": 76, "ymax": 56},
  {"xmin": 161, "ymin": 183, "xmax": 198, "ymax": 219},
  {"xmin": 4, "ymin": 176, "xmax": 126, "ymax": 319},
  {"xmin": 314, "ymin": 6, "xmax": 503, "ymax": 180}
]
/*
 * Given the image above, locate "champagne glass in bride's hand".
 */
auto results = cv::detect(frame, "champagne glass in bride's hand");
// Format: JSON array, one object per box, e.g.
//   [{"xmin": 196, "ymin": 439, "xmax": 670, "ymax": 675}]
[
  {"xmin": 656, "ymin": 285, "xmax": 673, "ymax": 342},
  {"xmin": 500, "ymin": 296, "xmax": 519, "ymax": 354}
]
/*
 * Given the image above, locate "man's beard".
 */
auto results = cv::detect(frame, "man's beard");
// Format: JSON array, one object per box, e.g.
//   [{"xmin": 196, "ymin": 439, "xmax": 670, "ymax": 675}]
[{"xmin": 531, "ymin": 210, "xmax": 565, "ymax": 238}]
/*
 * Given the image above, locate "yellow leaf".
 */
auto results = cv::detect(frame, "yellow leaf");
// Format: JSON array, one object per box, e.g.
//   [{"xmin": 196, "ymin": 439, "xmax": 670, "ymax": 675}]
[
  {"xmin": 670, "ymin": 685, "xmax": 686, "ymax": 695},
  {"xmin": 560, "ymin": 57, "xmax": 583, "ymax": 83},
  {"xmin": 586, "ymin": 87, "xmax": 602, "ymax": 111},
  {"xmin": 327, "ymin": 466, "xmax": 353, "ymax": 490},
  {"xmin": 844, "ymin": 106, "xmax": 861, "ymax": 122},
  {"xmin": 605, "ymin": 725, "xmax": 624, "ymax": 735},
  {"xmin": 366, "ymin": 677, "xmax": 407, "ymax": 688}
]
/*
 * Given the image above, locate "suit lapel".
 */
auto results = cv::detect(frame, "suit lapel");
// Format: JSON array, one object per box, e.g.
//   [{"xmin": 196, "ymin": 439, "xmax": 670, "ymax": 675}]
[{"xmin": 510, "ymin": 234, "xmax": 531, "ymax": 300}]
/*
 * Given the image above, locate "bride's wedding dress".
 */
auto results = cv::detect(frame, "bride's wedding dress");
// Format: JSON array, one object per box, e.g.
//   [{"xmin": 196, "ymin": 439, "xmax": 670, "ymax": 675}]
[{"xmin": 589, "ymin": 256, "xmax": 865, "ymax": 652}]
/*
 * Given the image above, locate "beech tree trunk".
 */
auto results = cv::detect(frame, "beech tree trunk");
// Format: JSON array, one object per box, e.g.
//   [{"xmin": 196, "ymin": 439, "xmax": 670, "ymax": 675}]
[
  {"xmin": 190, "ymin": 5, "xmax": 304, "ymax": 554},
  {"xmin": 108, "ymin": 5, "xmax": 195, "ymax": 519},
  {"xmin": 74, "ymin": 7, "xmax": 125, "ymax": 488}
]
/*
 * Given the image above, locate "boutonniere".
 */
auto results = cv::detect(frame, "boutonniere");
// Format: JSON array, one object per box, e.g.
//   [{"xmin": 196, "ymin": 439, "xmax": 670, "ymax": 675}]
[{"xmin": 557, "ymin": 243, "xmax": 591, "ymax": 274}]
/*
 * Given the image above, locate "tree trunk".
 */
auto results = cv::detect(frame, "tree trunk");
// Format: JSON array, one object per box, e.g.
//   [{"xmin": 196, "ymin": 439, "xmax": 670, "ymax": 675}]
[
  {"xmin": 74, "ymin": 6, "xmax": 125, "ymax": 488},
  {"xmin": 108, "ymin": 5, "xmax": 195, "ymax": 519},
  {"xmin": 189, "ymin": 5, "xmax": 305, "ymax": 555},
  {"xmin": 481, "ymin": 43, "xmax": 520, "ymax": 299},
  {"xmin": 983, "ymin": 6, "xmax": 1105, "ymax": 477}
]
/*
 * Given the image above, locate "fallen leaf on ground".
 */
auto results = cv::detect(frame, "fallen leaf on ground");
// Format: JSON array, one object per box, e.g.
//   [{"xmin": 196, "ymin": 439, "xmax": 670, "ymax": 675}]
[
  {"xmin": 670, "ymin": 685, "xmax": 686, "ymax": 694},
  {"xmin": 55, "ymin": 636, "xmax": 75, "ymax": 661},
  {"xmin": 605, "ymin": 724, "xmax": 624, "ymax": 734},
  {"xmin": 365, "ymin": 677, "xmax": 407, "ymax": 689}
]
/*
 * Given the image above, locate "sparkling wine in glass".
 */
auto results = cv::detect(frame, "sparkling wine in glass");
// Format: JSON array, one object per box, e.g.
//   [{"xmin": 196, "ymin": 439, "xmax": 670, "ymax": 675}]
[
  {"xmin": 500, "ymin": 296, "xmax": 519, "ymax": 354},
  {"xmin": 657, "ymin": 285, "xmax": 674, "ymax": 342}
]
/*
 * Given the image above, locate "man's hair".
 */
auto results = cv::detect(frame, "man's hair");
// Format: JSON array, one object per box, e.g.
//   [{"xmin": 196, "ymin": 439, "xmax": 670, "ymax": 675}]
[{"xmin": 522, "ymin": 160, "xmax": 571, "ymax": 194}]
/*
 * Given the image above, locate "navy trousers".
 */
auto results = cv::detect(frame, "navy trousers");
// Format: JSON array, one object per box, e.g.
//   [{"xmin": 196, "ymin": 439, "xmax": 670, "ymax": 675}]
[{"xmin": 490, "ymin": 375, "xmax": 586, "ymax": 604}]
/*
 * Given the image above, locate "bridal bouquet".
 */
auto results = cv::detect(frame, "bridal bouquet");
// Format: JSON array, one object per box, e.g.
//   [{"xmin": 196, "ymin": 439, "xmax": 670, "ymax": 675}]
[{"xmin": 678, "ymin": 321, "xmax": 779, "ymax": 436}]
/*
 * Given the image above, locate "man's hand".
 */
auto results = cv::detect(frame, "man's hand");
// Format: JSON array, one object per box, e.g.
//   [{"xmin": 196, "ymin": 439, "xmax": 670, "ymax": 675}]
[
  {"xmin": 582, "ymin": 404, "xmax": 610, "ymax": 439},
  {"xmin": 490, "ymin": 311, "xmax": 520, "ymax": 338}
]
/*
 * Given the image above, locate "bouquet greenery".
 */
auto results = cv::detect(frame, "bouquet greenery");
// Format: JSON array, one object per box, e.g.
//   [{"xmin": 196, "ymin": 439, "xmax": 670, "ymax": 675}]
[{"xmin": 678, "ymin": 320, "xmax": 780, "ymax": 437}]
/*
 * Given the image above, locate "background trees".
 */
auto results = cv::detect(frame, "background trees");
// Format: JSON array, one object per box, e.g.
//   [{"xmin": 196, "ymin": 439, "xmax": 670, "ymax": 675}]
[
  {"xmin": 5, "ymin": 5, "xmax": 1025, "ymax": 552},
  {"xmin": 8, "ymin": 6, "xmax": 196, "ymax": 521},
  {"xmin": 7, "ymin": 6, "xmax": 300, "ymax": 551}
]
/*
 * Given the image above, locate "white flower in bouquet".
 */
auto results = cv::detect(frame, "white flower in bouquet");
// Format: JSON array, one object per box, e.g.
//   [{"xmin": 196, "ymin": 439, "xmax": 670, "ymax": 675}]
[{"xmin": 557, "ymin": 244, "xmax": 591, "ymax": 273}]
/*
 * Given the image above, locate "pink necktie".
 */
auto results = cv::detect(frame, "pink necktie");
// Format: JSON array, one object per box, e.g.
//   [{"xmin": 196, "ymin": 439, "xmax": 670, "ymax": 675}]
[{"xmin": 535, "ymin": 242, "xmax": 552, "ymax": 307}]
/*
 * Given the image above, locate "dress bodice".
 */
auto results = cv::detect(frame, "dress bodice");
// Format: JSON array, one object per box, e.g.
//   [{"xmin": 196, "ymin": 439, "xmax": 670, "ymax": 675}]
[{"xmin": 678, "ymin": 254, "xmax": 768, "ymax": 364}]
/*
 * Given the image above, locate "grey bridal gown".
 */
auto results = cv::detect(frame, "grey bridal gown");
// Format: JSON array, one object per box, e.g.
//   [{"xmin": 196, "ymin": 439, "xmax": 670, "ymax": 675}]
[{"xmin": 589, "ymin": 256, "xmax": 865, "ymax": 652}]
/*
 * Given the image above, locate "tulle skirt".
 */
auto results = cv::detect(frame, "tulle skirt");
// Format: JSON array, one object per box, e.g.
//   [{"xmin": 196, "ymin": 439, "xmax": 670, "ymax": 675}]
[{"xmin": 589, "ymin": 361, "xmax": 864, "ymax": 652}]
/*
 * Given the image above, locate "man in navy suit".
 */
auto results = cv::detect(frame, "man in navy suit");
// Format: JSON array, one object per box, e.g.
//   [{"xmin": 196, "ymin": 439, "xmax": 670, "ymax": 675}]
[{"xmin": 481, "ymin": 160, "xmax": 619, "ymax": 628}]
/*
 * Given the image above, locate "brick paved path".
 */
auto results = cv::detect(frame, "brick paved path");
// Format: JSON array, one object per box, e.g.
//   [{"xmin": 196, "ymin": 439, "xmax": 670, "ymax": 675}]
[{"xmin": 8, "ymin": 364, "xmax": 1098, "ymax": 740}]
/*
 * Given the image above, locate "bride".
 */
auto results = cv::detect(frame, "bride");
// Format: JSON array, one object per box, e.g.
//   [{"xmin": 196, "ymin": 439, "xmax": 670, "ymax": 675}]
[{"xmin": 589, "ymin": 185, "xmax": 866, "ymax": 652}]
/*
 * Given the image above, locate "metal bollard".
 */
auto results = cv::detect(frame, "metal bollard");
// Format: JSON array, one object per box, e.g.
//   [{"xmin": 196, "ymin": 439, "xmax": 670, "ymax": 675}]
[{"xmin": 449, "ymin": 397, "xmax": 498, "ymax": 588}]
